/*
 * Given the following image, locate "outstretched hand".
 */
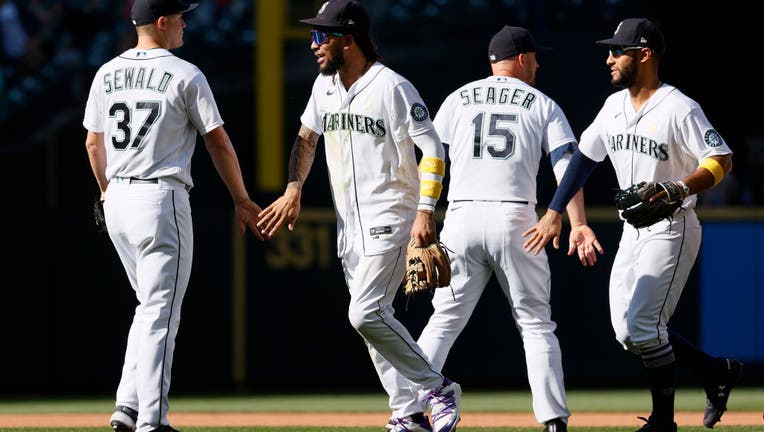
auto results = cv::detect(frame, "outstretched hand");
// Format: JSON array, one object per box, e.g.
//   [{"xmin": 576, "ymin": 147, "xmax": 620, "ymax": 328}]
[
  {"xmin": 235, "ymin": 198, "xmax": 265, "ymax": 241},
  {"xmin": 568, "ymin": 224, "xmax": 604, "ymax": 266},
  {"xmin": 257, "ymin": 188, "xmax": 302, "ymax": 239},
  {"xmin": 523, "ymin": 210, "xmax": 563, "ymax": 255}
]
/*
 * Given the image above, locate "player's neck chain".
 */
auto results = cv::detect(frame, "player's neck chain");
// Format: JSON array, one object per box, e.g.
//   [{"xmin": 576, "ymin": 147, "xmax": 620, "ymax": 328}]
[{"xmin": 338, "ymin": 60, "xmax": 374, "ymax": 89}]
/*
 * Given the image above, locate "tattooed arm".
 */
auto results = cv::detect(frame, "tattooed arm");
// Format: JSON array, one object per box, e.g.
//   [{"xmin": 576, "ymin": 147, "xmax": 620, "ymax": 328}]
[
  {"xmin": 287, "ymin": 125, "xmax": 320, "ymax": 190},
  {"xmin": 257, "ymin": 125, "xmax": 320, "ymax": 237}
]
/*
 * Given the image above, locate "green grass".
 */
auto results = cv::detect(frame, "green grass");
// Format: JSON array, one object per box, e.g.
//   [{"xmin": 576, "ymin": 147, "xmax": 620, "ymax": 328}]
[
  {"xmin": 0, "ymin": 389, "xmax": 761, "ymax": 430},
  {"xmin": 0, "ymin": 428, "xmax": 762, "ymax": 432},
  {"xmin": 0, "ymin": 388, "xmax": 762, "ymax": 413}
]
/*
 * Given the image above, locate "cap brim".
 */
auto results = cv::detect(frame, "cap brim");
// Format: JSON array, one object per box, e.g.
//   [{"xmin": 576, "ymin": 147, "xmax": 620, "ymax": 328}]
[
  {"xmin": 595, "ymin": 37, "xmax": 629, "ymax": 46},
  {"xmin": 299, "ymin": 18, "xmax": 352, "ymax": 33},
  {"xmin": 180, "ymin": 3, "xmax": 199, "ymax": 14},
  {"xmin": 299, "ymin": 17, "xmax": 340, "ymax": 27}
]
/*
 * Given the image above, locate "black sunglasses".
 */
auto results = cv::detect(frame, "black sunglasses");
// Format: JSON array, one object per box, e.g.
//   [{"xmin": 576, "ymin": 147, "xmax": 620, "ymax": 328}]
[{"xmin": 609, "ymin": 46, "xmax": 644, "ymax": 57}]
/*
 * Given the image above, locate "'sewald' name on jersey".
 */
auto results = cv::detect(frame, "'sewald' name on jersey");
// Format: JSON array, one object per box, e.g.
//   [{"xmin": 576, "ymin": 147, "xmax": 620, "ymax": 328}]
[
  {"xmin": 103, "ymin": 68, "xmax": 174, "ymax": 94},
  {"xmin": 458, "ymin": 86, "xmax": 537, "ymax": 109},
  {"xmin": 322, "ymin": 112, "xmax": 386, "ymax": 137},
  {"xmin": 608, "ymin": 133, "xmax": 669, "ymax": 161}
]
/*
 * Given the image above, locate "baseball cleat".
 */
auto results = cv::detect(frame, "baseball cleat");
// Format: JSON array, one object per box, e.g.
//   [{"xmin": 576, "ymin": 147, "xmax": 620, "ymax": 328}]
[
  {"xmin": 426, "ymin": 378, "xmax": 461, "ymax": 432},
  {"xmin": 635, "ymin": 416, "xmax": 677, "ymax": 432},
  {"xmin": 148, "ymin": 426, "xmax": 181, "ymax": 432},
  {"xmin": 703, "ymin": 358, "xmax": 743, "ymax": 428},
  {"xmin": 386, "ymin": 413, "xmax": 433, "ymax": 432},
  {"xmin": 109, "ymin": 405, "xmax": 138, "ymax": 432},
  {"xmin": 543, "ymin": 418, "xmax": 567, "ymax": 432}
]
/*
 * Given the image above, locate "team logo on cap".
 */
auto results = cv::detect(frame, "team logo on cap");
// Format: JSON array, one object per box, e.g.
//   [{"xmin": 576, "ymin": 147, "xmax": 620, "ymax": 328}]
[
  {"xmin": 410, "ymin": 103, "xmax": 429, "ymax": 123},
  {"xmin": 704, "ymin": 129, "xmax": 722, "ymax": 147},
  {"xmin": 318, "ymin": 1, "xmax": 329, "ymax": 14}
]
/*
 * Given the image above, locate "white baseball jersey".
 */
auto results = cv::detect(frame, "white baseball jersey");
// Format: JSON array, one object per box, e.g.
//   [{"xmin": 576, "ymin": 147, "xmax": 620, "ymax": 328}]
[
  {"xmin": 579, "ymin": 84, "xmax": 732, "ymax": 210},
  {"xmin": 83, "ymin": 48, "xmax": 223, "ymax": 187},
  {"xmin": 388, "ymin": 75, "xmax": 577, "ymax": 423},
  {"xmin": 82, "ymin": 47, "xmax": 222, "ymax": 431},
  {"xmin": 301, "ymin": 62, "xmax": 434, "ymax": 256},
  {"xmin": 578, "ymin": 84, "xmax": 732, "ymax": 352},
  {"xmin": 301, "ymin": 62, "xmax": 452, "ymax": 418},
  {"xmin": 432, "ymin": 76, "xmax": 577, "ymax": 204}
]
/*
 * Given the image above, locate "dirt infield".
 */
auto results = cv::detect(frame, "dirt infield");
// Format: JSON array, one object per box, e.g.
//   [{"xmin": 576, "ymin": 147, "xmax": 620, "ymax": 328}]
[{"xmin": 0, "ymin": 411, "xmax": 761, "ymax": 428}]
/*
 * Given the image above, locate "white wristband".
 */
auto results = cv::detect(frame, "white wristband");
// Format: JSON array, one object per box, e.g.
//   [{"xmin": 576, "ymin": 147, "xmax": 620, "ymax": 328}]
[{"xmin": 677, "ymin": 180, "xmax": 690, "ymax": 199}]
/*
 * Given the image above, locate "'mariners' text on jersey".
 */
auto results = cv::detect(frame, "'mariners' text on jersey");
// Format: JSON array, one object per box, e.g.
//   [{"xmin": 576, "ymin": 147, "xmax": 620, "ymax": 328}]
[
  {"xmin": 322, "ymin": 112, "xmax": 386, "ymax": 137},
  {"xmin": 103, "ymin": 67, "xmax": 173, "ymax": 94},
  {"xmin": 609, "ymin": 133, "xmax": 669, "ymax": 161},
  {"xmin": 459, "ymin": 86, "xmax": 537, "ymax": 109}
]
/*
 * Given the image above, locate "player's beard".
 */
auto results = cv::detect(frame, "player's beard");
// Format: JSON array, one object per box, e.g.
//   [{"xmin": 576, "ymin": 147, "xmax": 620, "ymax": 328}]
[
  {"xmin": 612, "ymin": 61, "xmax": 636, "ymax": 88},
  {"xmin": 320, "ymin": 44, "xmax": 345, "ymax": 76}
]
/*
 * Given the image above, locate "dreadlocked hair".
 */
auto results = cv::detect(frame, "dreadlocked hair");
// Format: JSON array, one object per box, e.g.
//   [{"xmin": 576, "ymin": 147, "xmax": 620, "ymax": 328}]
[{"xmin": 353, "ymin": 31, "xmax": 382, "ymax": 63}]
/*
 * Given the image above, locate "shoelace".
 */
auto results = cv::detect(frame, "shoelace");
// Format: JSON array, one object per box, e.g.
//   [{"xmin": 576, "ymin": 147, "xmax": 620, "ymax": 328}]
[
  {"xmin": 390, "ymin": 417, "xmax": 426, "ymax": 432},
  {"xmin": 428, "ymin": 388, "xmax": 456, "ymax": 420}
]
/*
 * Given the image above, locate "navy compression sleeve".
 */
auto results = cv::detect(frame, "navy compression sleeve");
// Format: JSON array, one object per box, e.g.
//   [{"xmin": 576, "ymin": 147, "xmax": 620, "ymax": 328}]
[{"xmin": 548, "ymin": 150, "xmax": 598, "ymax": 213}]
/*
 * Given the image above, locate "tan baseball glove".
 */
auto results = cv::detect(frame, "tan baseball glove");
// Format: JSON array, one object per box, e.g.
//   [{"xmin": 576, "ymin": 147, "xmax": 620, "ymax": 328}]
[{"xmin": 403, "ymin": 238, "xmax": 451, "ymax": 296}]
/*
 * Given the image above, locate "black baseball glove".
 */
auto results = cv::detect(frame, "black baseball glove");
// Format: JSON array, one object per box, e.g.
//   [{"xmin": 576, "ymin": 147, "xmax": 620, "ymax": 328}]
[
  {"xmin": 614, "ymin": 181, "xmax": 685, "ymax": 228},
  {"xmin": 94, "ymin": 199, "xmax": 107, "ymax": 234}
]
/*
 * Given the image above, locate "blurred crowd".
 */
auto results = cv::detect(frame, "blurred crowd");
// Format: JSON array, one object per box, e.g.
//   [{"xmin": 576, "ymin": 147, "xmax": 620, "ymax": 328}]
[{"xmin": 0, "ymin": 0, "xmax": 253, "ymax": 128}]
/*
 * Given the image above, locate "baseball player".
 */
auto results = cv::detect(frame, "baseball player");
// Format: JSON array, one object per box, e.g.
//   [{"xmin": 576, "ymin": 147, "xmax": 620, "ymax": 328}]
[
  {"xmin": 523, "ymin": 18, "xmax": 741, "ymax": 432},
  {"xmin": 83, "ymin": 1, "xmax": 263, "ymax": 431},
  {"xmin": 389, "ymin": 25, "xmax": 602, "ymax": 432},
  {"xmin": 256, "ymin": 1, "xmax": 461, "ymax": 431}
]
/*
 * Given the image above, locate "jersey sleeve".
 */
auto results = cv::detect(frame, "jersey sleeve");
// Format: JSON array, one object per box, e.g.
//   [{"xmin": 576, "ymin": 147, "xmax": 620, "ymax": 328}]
[
  {"xmin": 82, "ymin": 70, "xmax": 104, "ymax": 132},
  {"xmin": 389, "ymin": 81, "xmax": 434, "ymax": 141},
  {"xmin": 578, "ymin": 105, "xmax": 610, "ymax": 162},
  {"xmin": 679, "ymin": 106, "xmax": 732, "ymax": 161},
  {"xmin": 299, "ymin": 77, "xmax": 323, "ymax": 135},
  {"xmin": 431, "ymin": 93, "xmax": 455, "ymax": 145},
  {"xmin": 185, "ymin": 70, "xmax": 224, "ymax": 135},
  {"xmin": 543, "ymin": 100, "xmax": 577, "ymax": 155}
]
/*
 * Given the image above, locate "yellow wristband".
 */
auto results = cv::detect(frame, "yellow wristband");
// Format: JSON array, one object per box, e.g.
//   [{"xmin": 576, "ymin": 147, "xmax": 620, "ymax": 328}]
[
  {"xmin": 420, "ymin": 157, "xmax": 445, "ymax": 176},
  {"xmin": 420, "ymin": 179, "xmax": 443, "ymax": 199},
  {"xmin": 699, "ymin": 158, "xmax": 724, "ymax": 186}
]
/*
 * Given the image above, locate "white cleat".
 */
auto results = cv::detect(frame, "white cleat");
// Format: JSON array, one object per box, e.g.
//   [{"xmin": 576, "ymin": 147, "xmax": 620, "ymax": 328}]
[
  {"xmin": 426, "ymin": 379, "xmax": 461, "ymax": 432},
  {"xmin": 109, "ymin": 405, "xmax": 137, "ymax": 432}
]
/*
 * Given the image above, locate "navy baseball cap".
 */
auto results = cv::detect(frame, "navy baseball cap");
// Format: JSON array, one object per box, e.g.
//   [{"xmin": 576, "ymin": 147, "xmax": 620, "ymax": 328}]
[
  {"xmin": 300, "ymin": 0, "xmax": 370, "ymax": 33},
  {"xmin": 131, "ymin": 0, "xmax": 199, "ymax": 26},
  {"xmin": 596, "ymin": 18, "xmax": 665, "ymax": 55},
  {"xmin": 488, "ymin": 26, "xmax": 547, "ymax": 63}
]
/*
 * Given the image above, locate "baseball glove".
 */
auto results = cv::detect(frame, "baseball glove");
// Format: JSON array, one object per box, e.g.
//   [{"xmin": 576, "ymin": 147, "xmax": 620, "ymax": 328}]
[
  {"xmin": 94, "ymin": 199, "xmax": 107, "ymax": 234},
  {"xmin": 403, "ymin": 238, "xmax": 451, "ymax": 296},
  {"xmin": 614, "ymin": 181, "xmax": 684, "ymax": 228}
]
